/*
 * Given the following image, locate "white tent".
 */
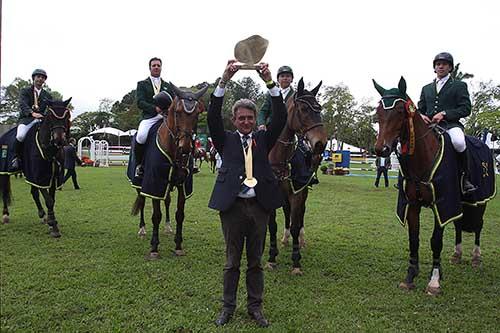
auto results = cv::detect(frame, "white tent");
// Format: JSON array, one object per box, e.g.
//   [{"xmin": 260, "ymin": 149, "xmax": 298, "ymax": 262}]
[{"xmin": 88, "ymin": 127, "xmax": 137, "ymax": 146}]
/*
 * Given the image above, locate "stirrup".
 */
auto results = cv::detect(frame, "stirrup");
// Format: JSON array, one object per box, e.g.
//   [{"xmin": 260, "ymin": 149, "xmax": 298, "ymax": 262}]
[
  {"xmin": 462, "ymin": 179, "xmax": 477, "ymax": 195},
  {"xmin": 135, "ymin": 164, "xmax": 144, "ymax": 177}
]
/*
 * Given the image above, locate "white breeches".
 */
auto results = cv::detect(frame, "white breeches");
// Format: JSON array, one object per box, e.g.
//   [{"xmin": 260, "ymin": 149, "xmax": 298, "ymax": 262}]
[
  {"xmin": 16, "ymin": 119, "xmax": 41, "ymax": 142},
  {"xmin": 136, "ymin": 114, "xmax": 163, "ymax": 144},
  {"xmin": 447, "ymin": 127, "xmax": 466, "ymax": 152}
]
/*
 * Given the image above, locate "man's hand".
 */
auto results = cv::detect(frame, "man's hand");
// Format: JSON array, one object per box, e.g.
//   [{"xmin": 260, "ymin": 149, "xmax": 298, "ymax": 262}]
[
  {"xmin": 258, "ymin": 125, "xmax": 266, "ymax": 131},
  {"xmin": 431, "ymin": 112, "xmax": 445, "ymax": 123},
  {"xmin": 32, "ymin": 112, "xmax": 44, "ymax": 119},
  {"xmin": 257, "ymin": 63, "xmax": 272, "ymax": 82},
  {"xmin": 421, "ymin": 114, "xmax": 431, "ymax": 124},
  {"xmin": 221, "ymin": 60, "xmax": 240, "ymax": 83}
]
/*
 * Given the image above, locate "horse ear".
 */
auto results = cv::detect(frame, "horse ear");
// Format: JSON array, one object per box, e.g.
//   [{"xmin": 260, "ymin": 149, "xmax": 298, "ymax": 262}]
[
  {"xmin": 398, "ymin": 76, "xmax": 407, "ymax": 95},
  {"xmin": 372, "ymin": 79, "xmax": 386, "ymax": 96},
  {"xmin": 298, "ymin": 78, "xmax": 305, "ymax": 95},
  {"xmin": 63, "ymin": 97, "xmax": 72, "ymax": 107},
  {"xmin": 310, "ymin": 81, "xmax": 322, "ymax": 97},
  {"xmin": 169, "ymin": 81, "xmax": 184, "ymax": 98},
  {"xmin": 194, "ymin": 84, "xmax": 209, "ymax": 100}
]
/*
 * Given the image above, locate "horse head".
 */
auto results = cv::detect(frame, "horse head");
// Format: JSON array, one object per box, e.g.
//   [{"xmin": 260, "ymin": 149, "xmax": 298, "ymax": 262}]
[
  {"xmin": 163, "ymin": 83, "xmax": 208, "ymax": 160},
  {"xmin": 287, "ymin": 78, "xmax": 327, "ymax": 156},
  {"xmin": 41, "ymin": 98, "xmax": 72, "ymax": 149},
  {"xmin": 372, "ymin": 77, "xmax": 413, "ymax": 157}
]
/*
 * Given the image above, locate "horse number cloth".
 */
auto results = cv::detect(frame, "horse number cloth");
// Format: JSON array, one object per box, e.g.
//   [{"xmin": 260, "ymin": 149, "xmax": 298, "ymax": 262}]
[
  {"xmin": 396, "ymin": 134, "xmax": 496, "ymax": 227},
  {"xmin": 127, "ymin": 120, "xmax": 194, "ymax": 200}
]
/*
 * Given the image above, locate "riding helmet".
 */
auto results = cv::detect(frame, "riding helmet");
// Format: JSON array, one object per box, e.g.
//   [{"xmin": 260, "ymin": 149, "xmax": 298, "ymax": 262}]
[
  {"xmin": 433, "ymin": 52, "xmax": 454, "ymax": 70},
  {"xmin": 277, "ymin": 65, "xmax": 294, "ymax": 79},
  {"xmin": 32, "ymin": 69, "xmax": 48, "ymax": 79}
]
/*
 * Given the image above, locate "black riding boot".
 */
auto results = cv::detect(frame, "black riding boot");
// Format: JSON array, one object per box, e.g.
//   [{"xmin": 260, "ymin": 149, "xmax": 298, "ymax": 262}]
[
  {"xmin": 9, "ymin": 139, "xmax": 24, "ymax": 172},
  {"xmin": 134, "ymin": 142, "xmax": 146, "ymax": 177},
  {"xmin": 458, "ymin": 149, "xmax": 477, "ymax": 195}
]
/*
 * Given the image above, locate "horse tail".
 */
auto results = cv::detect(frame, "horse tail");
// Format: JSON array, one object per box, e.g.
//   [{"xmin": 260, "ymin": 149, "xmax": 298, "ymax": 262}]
[
  {"xmin": 0, "ymin": 175, "xmax": 12, "ymax": 206},
  {"xmin": 131, "ymin": 193, "xmax": 145, "ymax": 216}
]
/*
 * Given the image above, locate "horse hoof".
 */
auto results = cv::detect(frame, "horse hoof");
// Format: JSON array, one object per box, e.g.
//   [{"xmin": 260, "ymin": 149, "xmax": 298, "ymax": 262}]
[
  {"xmin": 265, "ymin": 262, "xmax": 277, "ymax": 270},
  {"xmin": 145, "ymin": 252, "xmax": 160, "ymax": 260},
  {"xmin": 138, "ymin": 227, "xmax": 146, "ymax": 237},
  {"xmin": 41, "ymin": 217, "xmax": 48, "ymax": 225},
  {"xmin": 425, "ymin": 286, "xmax": 441, "ymax": 296},
  {"xmin": 2, "ymin": 215, "xmax": 9, "ymax": 224},
  {"xmin": 471, "ymin": 256, "xmax": 482, "ymax": 269},
  {"xmin": 174, "ymin": 249, "xmax": 185, "ymax": 256},
  {"xmin": 164, "ymin": 225, "xmax": 173, "ymax": 234},
  {"xmin": 50, "ymin": 230, "xmax": 61, "ymax": 238},
  {"xmin": 450, "ymin": 252, "xmax": 462, "ymax": 264},
  {"xmin": 291, "ymin": 268, "xmax": 303, "ymax": 275},
  {"xmin": 399, "ymin": 282, "xmax": 416, "ymax": 291}
]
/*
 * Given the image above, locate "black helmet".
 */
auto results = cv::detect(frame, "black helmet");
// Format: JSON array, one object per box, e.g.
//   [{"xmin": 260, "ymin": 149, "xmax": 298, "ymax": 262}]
[
  {"xmin": 32, "ymin": 69, "xmax": 47, "ymax": 79},
  {"xmin": 433, "ymin": 52, "xmax": 454, "ymax": 70},
  {"xmin": 277, "ymin": 65, "xmax": 293, "ymax": 79}
]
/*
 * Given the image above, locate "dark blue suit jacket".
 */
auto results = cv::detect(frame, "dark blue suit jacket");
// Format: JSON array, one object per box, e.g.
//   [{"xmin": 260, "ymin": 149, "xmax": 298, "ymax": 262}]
[{"xmin": 207, "ymin": 94, "xmax": 287, "ymax": 212}]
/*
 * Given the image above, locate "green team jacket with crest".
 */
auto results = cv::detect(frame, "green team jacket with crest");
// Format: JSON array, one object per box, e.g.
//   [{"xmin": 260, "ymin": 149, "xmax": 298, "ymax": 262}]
[
  {"xmin": 417, "ymin": 78, "xmax": 471, "ymax": 129},
  {"xmin": 257, "ymin": 87, "xmax": 294, "ymax": 126},
  {"xmin": 136, "ymin": 77, "xmax": 173, "ymax": 120}
]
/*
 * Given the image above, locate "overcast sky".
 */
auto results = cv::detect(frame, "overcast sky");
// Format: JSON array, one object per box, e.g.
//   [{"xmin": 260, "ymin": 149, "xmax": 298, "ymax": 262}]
[{"xmin": 2, "ymin": 0, "xmax": 499, "ymax": 121}]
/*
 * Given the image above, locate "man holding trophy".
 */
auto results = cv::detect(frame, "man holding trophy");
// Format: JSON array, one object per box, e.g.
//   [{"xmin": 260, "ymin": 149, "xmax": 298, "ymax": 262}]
[{"xmin": 207, "ymin": 36, "xmax": 287, "ymax": 327}]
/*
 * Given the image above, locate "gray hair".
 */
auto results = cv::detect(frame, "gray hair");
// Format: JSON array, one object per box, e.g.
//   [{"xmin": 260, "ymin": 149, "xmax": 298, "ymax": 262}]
[{"xmin": 232, "ymin": 98, "xmax": 257, "ymax": 117}]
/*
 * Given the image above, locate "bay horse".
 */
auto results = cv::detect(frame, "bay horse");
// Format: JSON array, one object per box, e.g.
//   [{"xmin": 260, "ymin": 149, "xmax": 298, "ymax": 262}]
[
  {"xmin": 0, "ymin": 98, "xmax": 71, "ymax": 237},
  {"xmin": 131, "ymin": 83, "xmax": 208, "ymax": 258},
  {"xmin": 266, "ymin": 78, "xmax": 328, "ymax": 274},
  {"xmin": 192, "ymin": 146, "xmax": 208, "ymax": 172},
  {"xmin": 372, "ymin": 77, "xmax": 495, "ymax": 295}
]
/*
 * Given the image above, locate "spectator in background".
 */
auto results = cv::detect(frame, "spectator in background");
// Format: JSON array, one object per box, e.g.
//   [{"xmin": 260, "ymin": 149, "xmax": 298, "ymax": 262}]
[
  {"xmin": 63, "ymin": 138, "xmax": 82, "ymax": 190},
  {"xmin": 374, "ymin": 156, "xmax": 391, "ymax": 188}
]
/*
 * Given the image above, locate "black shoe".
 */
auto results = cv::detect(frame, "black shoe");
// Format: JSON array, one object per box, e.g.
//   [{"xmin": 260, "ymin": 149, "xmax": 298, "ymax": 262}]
[
  {"xmin": 135, "ymin": 164, "xmax": 144, "ymax": 178},
  {"xmin": 215, "ymin": 310, "xmax": 232, "ymax": 326},
  {"xmin": 248, "ymin": 310, "xmax": 269, "ymax": 327}
]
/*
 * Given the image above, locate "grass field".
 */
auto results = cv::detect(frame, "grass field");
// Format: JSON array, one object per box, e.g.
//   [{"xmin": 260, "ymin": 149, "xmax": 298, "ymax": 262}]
[{"xmin": 1, "ymin": 166, "xmax": 499, "ymax": 332}]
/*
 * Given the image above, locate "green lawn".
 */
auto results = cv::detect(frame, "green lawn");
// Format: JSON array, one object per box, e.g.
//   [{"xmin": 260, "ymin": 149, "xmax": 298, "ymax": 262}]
[{"xmin": 1, "ymin": 166, "xmax": 499, "ymax": 332}]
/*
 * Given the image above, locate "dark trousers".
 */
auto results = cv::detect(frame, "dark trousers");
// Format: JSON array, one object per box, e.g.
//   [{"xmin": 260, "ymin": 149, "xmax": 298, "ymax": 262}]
[
  {"xmin": 220, "ymin": 198, "xmax": 269, "ymax": 313},
  {"xmin": 375, "ymin": 167, "xmax": 389, "ymax": 187},
  {"xmin": 63, "ymin": 168, "xmax": 80, "ymax": 189}
]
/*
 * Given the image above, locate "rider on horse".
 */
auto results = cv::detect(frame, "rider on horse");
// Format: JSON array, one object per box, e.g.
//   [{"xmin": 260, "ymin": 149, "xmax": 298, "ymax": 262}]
[
  {"xmin": 417, "ymin": 52, "xmax": 476, "ymax": 194},
  {"xmin": 10, "ymin": 69, "xmax": 53, "ymax": 172},
  {"xmin": 134, "ymin": 57, "xmax": 176, "ymax": 177},
  {"xmin": 257, "ymin": 65, "xmax": 318, "ymax": 190}
]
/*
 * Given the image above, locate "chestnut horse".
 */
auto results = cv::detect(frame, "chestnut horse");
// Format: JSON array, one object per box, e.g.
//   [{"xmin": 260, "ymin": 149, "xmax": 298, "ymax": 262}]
[
  {"xmin": 131, "ymin": 84, "xmax": 208, "ymax": 258},
  {"xmin": 266, "ymin": 78, "xmax": 328, "ymax": 274},
  {"xmin": 372, "ymin": 77, "xmax": 495, "ymax": 295},
  {"xmin": 0, "ymin": 99, "xmax": 71, "ymax": 237}
]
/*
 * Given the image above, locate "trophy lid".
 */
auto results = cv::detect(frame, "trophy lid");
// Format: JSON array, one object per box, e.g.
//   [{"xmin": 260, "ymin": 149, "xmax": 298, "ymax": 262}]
[{"xmin": 234, "ymin": 35, "xmax": 269, "ymax": 65}]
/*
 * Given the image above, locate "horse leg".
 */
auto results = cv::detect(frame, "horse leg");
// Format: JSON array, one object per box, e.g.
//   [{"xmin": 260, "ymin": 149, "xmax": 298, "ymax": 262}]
[
  {"xmin": 173, "ymin": 187, "xmax": 186, "ymax": 256},
  {"xmin": 40, "ymin": 188, "xmax": 60, "ymax": 238},
  {"xmin": 265, "ymin": 209, "xmax": 279, "ymax": 270},
  {"xmin": 164, "ymin": 192, "xmax": 173, "ymax": 234},
  {"xmin": 425, "ymin": 217, "xmax": 445, "ymax": 296},
  {"xmin": 135, "ymin": 189, "xmax": 146, "ymax": 237},
  {"xmin": 450, "ymin": 220, "xmax": 463, "ymax": 264},
  {"xmin": 289, "ymin": 194, "xmax": 304, "ymax": 275},
  {"xmin": 31, "ymin": 186, "xmax": 46, "ymax": 224},
  {"xmin": 298, "ymin": 188, "xmax": 309, "ymax": 249},
  {"xmin": 149, "ymin": 199, "xmax": 161, "ymax": 259},
  {"xmin": 399, "ymin": 205, "xmax": 421, "ymax": 291},
  {"xmin": 1, "ymin": 176, "xmax": 11, "ymax": 224},
  {"xmin": 471, "ymin": 205, "xmax": 485, "ymax": 269},
  {"xmin": 281, "ymin": 198, "xmax": 291, "ymax": 246}
]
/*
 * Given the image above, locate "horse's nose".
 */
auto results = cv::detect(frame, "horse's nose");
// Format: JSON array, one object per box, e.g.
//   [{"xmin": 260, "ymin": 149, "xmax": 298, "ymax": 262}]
[
  {"xmin": 381, "ymin": 145, "xmax": 391, "ymax": 157},
  {"xmin": 313, "ymin": 141, "xmax": 325, "ymax": 155}
]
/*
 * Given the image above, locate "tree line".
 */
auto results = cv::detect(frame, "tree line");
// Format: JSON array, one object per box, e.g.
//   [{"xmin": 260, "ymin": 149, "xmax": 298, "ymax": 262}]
[{"xmin": 1, "ymin": 75, "xmax": 498, "ymax": 152}]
